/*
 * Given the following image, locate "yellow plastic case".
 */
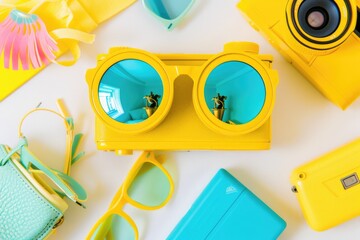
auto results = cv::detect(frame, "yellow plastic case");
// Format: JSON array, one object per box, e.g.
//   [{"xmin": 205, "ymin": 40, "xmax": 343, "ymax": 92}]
[
  {"xmin": 291, "ymin": 138, "xmax": 360, "ymax": 231},
  {"xmin": 238, "ymin": 0, "xmax": 360, "ymax": 109},
  {"xmin": 86, "ymin": 42, "xmax": 278, "ymax": 155}
]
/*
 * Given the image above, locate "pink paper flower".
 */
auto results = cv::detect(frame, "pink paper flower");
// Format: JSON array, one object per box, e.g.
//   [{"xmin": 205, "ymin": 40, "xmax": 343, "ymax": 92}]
[{"xmin": 0, "ymin": 9, "xmax": 59, "ymax": 70}]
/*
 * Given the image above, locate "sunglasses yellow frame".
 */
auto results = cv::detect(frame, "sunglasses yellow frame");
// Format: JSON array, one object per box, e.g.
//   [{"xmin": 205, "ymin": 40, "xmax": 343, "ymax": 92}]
[
  {"xmin": 86, "ymin": 151, "xmax": 174, "ymax": 240},
  {"xmin": 86, "ymin": 42, "xmax": 278, "ymax": 154}
]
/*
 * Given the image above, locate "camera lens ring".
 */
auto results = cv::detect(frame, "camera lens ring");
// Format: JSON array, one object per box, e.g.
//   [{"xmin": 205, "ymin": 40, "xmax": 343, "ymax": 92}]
[
  {"xmin": 288, "ymin": 0, "xmax": 354, "ymax": 48},
  {"xmin": 298, "ymin": 0, "xmax": 340, "ymax": 38}
]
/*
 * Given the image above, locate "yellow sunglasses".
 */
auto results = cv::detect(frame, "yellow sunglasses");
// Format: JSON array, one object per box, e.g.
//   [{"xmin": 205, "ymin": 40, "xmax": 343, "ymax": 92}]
[{"xmin": 86, "ymin": 151, "xmax": 174, "ymax": 240}]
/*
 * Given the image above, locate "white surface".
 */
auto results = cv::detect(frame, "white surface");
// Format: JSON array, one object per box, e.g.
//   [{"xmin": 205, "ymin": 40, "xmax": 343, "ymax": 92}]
[{"xmin": 1, "ymin": 0, "xmax": 360, "ymax": 239}]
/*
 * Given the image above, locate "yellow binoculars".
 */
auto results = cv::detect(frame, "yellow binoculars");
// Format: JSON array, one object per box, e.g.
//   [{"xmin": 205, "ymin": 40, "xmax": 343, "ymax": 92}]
[
  {"xmin": 239, "ymin": 0, "xmax": 360, "ymax": 109},
  {"xmin": 86, "ymin": 42, "xmax": 279, "ymax": 154}
]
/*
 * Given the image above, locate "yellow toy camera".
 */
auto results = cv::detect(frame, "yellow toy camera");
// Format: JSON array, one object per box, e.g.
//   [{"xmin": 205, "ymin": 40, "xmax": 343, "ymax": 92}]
[
  {"xmin": 86, "ymin": 42, "xmax": 278, "ymax": 154},
  {"xmin": 291, "ymin": 138, "xmax": 360, "ymax": 231},
  {"xmin": 238, "ymin": 0, "xmax": 360, "ymax": 109}
]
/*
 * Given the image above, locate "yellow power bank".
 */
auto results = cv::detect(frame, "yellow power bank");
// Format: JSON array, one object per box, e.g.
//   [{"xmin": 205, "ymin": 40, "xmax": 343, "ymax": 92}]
[{"xmin": 291, "ymin": 138, "xmax": 360, "ymax": 231}]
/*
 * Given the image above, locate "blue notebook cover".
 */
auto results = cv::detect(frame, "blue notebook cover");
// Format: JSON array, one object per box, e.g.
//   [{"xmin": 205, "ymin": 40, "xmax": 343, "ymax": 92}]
[{"xmin": 167, "ymin": 169, "xmax": 286, "ymax": 240}]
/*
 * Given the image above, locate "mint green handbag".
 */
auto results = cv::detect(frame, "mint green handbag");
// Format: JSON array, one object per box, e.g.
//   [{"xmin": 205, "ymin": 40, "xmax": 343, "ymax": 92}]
[{"xmin": 0, "ymin": 102, "xmax": 87, "ymax": 240}]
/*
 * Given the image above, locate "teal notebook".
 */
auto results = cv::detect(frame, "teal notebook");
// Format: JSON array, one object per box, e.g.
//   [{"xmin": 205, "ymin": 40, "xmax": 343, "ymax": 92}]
[{"xmin": 167, "ymin": 169, "xmax": 286, "ymax": 240}]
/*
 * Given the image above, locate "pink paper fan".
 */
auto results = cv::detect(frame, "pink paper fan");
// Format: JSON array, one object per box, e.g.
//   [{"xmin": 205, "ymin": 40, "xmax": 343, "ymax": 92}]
[{"xmin": 0, "ymin": 9, "xmax": 59, "ymax": 70}]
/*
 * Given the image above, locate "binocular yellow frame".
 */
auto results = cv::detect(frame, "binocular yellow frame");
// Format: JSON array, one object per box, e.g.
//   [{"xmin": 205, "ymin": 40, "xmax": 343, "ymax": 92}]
[
  {"xmin": 238, "ymin": 0, "xmax": 360, "ymax": 109},
  {"xmin": 86, "ymin": 42, "xmax": 278, "ymax": 155},
  {"xmin": 291, "ymin": 138, "xmax": 360, "ymax": 231}
]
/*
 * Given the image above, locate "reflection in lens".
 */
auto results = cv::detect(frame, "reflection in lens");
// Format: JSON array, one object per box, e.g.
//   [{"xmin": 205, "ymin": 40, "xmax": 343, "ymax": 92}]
[
  {"xmin": 144, "ymin": 0, "xmax": 192, "ymax": 20},
  {"xmin": 307, "ymin": 10, "xmax": 325, "ymax": 28},
  {"xmin": 204, "ymin": 61, "xmax": 266, "ymax": 124},
  {"xmin": 99, "ymin": 59, "xmax": 163, "ymax": 124},
  {"xmin": 127, "ymin": 162, "xmax": 170, "ymax": 207},
  {"xmin": 91, "ymin": 214, "xmax": 135, "ymax": 240}
]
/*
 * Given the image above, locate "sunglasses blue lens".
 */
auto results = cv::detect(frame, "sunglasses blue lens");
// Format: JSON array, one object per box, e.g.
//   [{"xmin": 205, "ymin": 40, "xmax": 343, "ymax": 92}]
[
  {"xmin": 127, "ymin": 162, "xmax": 171, "ymax": 207},
  {"xmin": 91, "ymin": 214, "xmax": 135, "ymax": 240},
  {"xmin": 99, "ymin": 59, "xmax": 163, "ymax": 124},
  {"xmin": 204, "ymin": 61, "xmax": 266, "ymax": 124},
  {"xmin": 144, "ymin": 0, "xmax": 193, "ymax": 20}
]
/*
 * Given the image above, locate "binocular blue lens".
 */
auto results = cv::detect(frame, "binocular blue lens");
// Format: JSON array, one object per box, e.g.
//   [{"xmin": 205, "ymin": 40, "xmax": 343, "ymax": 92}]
[
  {"xmin": 98, "ymin": 59, "xmax": 164, "ymax": 124},
  {"xmin": 204, "ymin": 61, "xmax": 266, "ymax": 124},
  {"xmin": 99, "ymin": 59, "xmax": 266, "ymax": 126}
]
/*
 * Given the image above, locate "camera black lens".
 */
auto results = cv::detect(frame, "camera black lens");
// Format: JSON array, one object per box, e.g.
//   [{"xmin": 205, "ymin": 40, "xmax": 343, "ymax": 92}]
[{"xmin": 298, "ymin": 0, "xmax": 340, "ymax": 38}]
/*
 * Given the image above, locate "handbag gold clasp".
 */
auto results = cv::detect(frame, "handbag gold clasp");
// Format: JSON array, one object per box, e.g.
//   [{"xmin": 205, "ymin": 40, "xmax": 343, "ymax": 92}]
[{"xmin": 53, "ymin": 216, "xmax": 64, "ymax": 229}]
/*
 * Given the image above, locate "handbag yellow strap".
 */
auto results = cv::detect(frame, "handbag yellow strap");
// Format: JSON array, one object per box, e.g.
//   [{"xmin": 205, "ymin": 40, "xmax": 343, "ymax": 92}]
[
  {"xmin": 18, "ymin": 99, "xmax": 83, "ymax": 175},
  {"xmin": 16, "ymin": 99, "xmax": 87, "ymax": 205}
]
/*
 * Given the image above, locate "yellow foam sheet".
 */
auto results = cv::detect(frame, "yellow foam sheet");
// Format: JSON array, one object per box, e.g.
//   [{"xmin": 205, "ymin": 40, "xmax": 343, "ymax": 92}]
[{"xmin": 0, "ymin": 0, "xmax": 137, "ymax": 102}]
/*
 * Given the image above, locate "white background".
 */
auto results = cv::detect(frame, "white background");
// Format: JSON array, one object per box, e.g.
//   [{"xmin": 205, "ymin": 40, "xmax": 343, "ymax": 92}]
[{"xmin": 1, "ymin": 0, "xmax": 360, "ymax": 239}]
